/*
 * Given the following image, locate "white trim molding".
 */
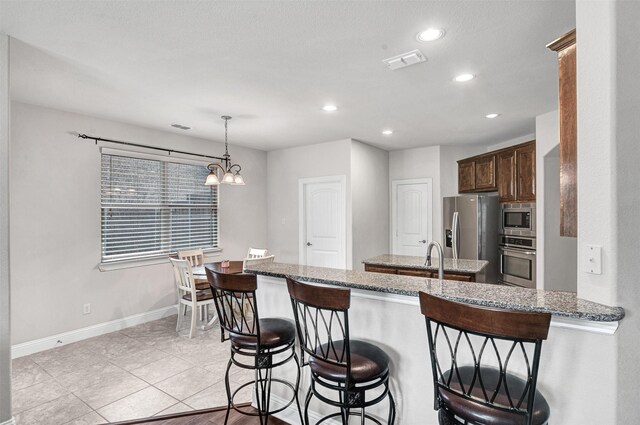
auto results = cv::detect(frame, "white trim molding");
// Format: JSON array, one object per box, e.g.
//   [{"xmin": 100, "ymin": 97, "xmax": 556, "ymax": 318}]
[
  {"xmin": 11, "ymin": 305, "xmax": 178, "ymax": 359},
  {"xmin": 550, "ymin": 316, "xmax": 619, "ymax": 335},
  {"xmin": 0, "ymin": 417, "xmax": 16, "ymax": 425}
]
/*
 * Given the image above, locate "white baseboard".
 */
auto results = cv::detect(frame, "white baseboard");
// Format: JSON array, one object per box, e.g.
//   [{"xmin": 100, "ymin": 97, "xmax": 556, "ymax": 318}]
[
  {"xmin": 0, "ymin": 417, "xmax": 16, "ymax": 425},
  {"xmin": 11, "ymin": 305, "xmax": 178, "ymax": 359}
]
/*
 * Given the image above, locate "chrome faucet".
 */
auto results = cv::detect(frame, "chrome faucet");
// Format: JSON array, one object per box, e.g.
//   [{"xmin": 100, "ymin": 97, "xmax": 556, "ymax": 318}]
[{"xmin": 424, "ymin": 241, "xmax": 444, "ymax": 280}]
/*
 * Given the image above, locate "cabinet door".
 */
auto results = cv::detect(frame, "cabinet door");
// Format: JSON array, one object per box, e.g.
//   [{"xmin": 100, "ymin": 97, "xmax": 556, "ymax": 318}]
[
  {"xmin": 364, "ymin": 265, "xmax": 396, "ymax": 274},
  {"xmin": 458, "ymin": 160, "xmax": 476, "ymax": 192},
  {"xmin": 516, "ymin": 143, "xmax": 536, "ymax": 201},
  {"xmin": 475, "ymin": 155, "xmax": 497, "ymax": 190},
  {"xmin": 397, "ymin": 268, "xmax": 432, "ymax": 278},
  {"xmin": 497, "ymin": 150, "xmax": 516, "ymax": 203}
]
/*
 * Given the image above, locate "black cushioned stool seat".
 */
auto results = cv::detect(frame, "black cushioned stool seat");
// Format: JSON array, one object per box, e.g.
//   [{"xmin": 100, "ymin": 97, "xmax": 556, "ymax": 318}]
[
  {"xmin": 230, "ymin": 318, "xmax": 296, "ymax": 349},
  {"xmin": 309, "ymin": 340, "xmax": 390, "ymax": 383}
]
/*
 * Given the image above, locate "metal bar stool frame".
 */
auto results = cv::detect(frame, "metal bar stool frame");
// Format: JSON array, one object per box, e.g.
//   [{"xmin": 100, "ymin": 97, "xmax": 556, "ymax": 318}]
[
  {"xmin": 419, "ymin": 292, "xmax": 551, "ymax": 425},
  {"xmin": 207, "ymin": 268, "xmax": 304, "ymax": 425},
  {"xmin": 287, "ymin": 277, "xmax": 396, "ymax": 425}
]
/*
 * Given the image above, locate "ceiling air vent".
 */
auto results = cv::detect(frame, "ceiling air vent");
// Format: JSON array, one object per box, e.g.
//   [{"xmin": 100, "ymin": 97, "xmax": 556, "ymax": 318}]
[
  {"xmin": 382, "ymin": 49, "xmax": 427, "ymax": 70},
  {"xmin": 171, "ymin": 123, "xmax": 191, "ymax": 130}
]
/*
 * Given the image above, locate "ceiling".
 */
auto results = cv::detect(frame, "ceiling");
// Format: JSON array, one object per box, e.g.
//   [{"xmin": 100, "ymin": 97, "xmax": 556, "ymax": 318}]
[{"xmin": 0, "ymin": 1, "xmax": 575, "ymax": 152}]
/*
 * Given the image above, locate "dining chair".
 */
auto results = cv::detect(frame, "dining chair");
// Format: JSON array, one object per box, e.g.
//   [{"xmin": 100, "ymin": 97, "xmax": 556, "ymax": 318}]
[
  {"xmin": 178, "ymin": 248, "xmax": 209, "ymax": 320},
  {"xmin": 242, "ymin": 254, "xmax": 275, "ymax": 271},
  {"xmin": 169, "ymin": 257, "xmax": 215, "ymax": 338},
  {"xmin": 246, "ymin": 247, "xmax": 268, "ymax": 259}
]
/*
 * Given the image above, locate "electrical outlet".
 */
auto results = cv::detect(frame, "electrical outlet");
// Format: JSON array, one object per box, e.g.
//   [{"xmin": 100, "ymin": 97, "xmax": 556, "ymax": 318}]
[
  {"xmin": 584, "ymin": 245, "xmax": 602, "ymax": 274},
  {"xmin": 83, "ymin": 303, "xmax": 91, "ymax": 315}
]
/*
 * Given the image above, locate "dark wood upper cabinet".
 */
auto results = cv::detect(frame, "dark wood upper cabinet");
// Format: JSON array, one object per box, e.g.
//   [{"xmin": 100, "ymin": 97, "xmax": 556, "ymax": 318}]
[
  {"xmin": 458, "ymin": 160, "xmax": 476, "ymax": 192},
  {"xmin": 475, "ymin": 155, "xmax": 497, "ymax": 190},
  {"xmin": 515, "ymin": 142, "xmax": 536, "ymax": 202},
  {"xmin": 548, "ymin": 29, "xmax": 577, "ymax": 237},
  {"xmin": 458, "ymin": 154, "xmax": 496, "ymax": 193},
  {"xmin": 497, "ymin": 150, "xmax": 516, "ymax": 203},
  {"xmin": 458, "ymin": 142, "xmax": 535, "ymax": 202}
]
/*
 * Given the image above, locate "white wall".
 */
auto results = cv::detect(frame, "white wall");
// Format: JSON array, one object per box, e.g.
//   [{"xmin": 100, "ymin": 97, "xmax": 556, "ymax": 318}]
[
  {"xmin": 543, "ymin": 154, "xmax": 577, "ymax": 291},
  {"xmin": 613, "ymin": 0, "xmax": 640, "ymax": 421},
  {"xmin": 9, "ymin": 102, "xmax": 268, "ymax": 344},
  {"xmin": 0, "ymin": 33, "xmax": 13, "ymax": 424},
  {"xmin": 389, "ymin": 146, "xmax": 442, "ymax": 245},
  {"xmin": 576, "ymin": 0, "xmax": 617, "ymax": 306},
  {"xmin": 535, "ymin": 110, "xmax": 577, "ymax": 292},
  {"xmin": 351, "ymin": 140, "xmax": 389, "ymax": 270},
  {"xmin": 267, "ymin": 139, "xmax": 352, "ymax": 265}
]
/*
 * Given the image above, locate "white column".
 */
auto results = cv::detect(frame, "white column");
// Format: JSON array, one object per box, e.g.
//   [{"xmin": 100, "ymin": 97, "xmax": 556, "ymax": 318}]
[
  {"xmin": 0, "ymin": 33, "xmax": 14, "ymax": 425},
  {"xmin": 576, "ymin": 0, "xmax": 618, "ymax": 305}
]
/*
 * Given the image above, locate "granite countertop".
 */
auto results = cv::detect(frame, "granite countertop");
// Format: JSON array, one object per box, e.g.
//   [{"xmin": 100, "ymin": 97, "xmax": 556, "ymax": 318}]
[
  {"xmin": 245, "ymin": 262, "xmax": 625, "ymax": 322},
  {"xmin": 363, "ymin": 254, "xmax": 488, "ymax": 274}
]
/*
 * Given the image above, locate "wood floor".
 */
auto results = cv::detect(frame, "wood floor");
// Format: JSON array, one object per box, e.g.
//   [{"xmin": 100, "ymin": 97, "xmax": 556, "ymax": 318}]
[{"xmin": 115, "ymin": 405, "xmax": 289, "ymax": 425}]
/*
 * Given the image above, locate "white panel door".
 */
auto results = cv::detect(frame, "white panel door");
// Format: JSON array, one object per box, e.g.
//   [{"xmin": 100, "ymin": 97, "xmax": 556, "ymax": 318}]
[
  {"xmin": 301, "ymin": 178, "xmax": 346, "ymax": 269},
  {"xmin": 392, "ymin": 179, "xmax": 432, "ymax": 256}
]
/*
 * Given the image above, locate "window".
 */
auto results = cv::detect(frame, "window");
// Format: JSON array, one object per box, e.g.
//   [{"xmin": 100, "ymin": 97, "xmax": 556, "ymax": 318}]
[{"xmin": 100, "ymin": 153, "xmax": 218, "ymax": 262}]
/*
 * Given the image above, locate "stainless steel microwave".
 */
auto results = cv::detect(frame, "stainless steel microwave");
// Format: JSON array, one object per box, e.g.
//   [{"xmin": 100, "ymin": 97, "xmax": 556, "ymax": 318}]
[{"xmin": 500, "ymin": 203, "xmax": 536, "ymax": 237}]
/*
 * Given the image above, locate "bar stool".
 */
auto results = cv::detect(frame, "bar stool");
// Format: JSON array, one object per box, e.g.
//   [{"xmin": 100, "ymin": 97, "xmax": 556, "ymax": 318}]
[
  {"xmin": 419, "ymin": 292, "xmax": 551, "ymax": 425},
  {"xmin": 206, "ymin": 268, "xmax": 303, "ymax": 425},
  {"xmin": 286, "ymin": 277, "xmax": 396, "ymax": 424}
]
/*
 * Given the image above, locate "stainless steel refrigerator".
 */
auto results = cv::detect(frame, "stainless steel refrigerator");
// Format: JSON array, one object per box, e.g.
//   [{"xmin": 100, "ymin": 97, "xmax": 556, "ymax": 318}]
[{"xmin": 443, "ymin": 194, "xmax": 499, "ymax": 284}]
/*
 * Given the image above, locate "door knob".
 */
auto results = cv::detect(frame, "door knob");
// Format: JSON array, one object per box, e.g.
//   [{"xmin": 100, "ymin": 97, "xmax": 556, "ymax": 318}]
[
  {"xmin": 306, "ymin": 242, "xmax": 312, "ymax": 246},
  {"xmin": 418, "ymin": 240, "xmax": 427, "ymax": 243}
]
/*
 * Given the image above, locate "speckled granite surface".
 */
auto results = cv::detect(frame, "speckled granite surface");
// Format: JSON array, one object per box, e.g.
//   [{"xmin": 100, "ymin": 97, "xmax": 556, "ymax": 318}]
[
  {"xmin": 245, "ymin": 262, "xmax": 625, "ymax": 322},
  {"xmin": 363, "ymin": 254, "xmax": 488, "ymax": 274}
]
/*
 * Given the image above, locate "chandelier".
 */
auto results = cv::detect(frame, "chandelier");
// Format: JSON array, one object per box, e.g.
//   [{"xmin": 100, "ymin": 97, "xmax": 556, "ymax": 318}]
[{"xmin": 205, "ymin": 115, "xmax": 245, "ymax": 186}]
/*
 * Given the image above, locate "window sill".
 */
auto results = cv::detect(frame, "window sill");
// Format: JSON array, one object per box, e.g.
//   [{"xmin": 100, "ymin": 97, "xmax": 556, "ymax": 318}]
[{"xmin": 98, "ymin": 249, "xmax": 222, "ymax": 271}]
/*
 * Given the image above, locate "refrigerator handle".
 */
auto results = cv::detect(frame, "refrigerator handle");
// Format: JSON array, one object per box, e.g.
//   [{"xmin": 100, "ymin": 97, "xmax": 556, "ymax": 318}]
[{"xmin": 452, "ymin": 212, "xmax": 460, "ymax": 259}]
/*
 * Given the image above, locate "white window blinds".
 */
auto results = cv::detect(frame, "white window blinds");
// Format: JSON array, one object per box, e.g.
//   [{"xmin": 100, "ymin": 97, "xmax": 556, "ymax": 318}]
[{"xmin": 100, "ymin": 153, "xmax": 218, "ymax": 262}]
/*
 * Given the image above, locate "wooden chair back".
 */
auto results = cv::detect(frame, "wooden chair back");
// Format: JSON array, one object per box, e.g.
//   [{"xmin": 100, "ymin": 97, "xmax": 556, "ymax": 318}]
[
  {"xmin": 177, "ymin": 248, "xmax": 205, "ymax": 267},
  {"xmin": 169, "ymin": 258, "xmax": 197, "ymax": 298},
  {"xmin": 242, "ymin": 255, "xmax": 275, "ymax": 271},
  {"xmin": 246, "ymin": 247, "xmax": 268, "ymax": 259}
]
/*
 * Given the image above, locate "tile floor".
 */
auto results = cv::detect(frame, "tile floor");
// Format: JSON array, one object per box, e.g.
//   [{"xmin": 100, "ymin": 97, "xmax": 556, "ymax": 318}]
[{"xmin": 11, "ymin": 315, "xmax": 253, "ymax": 424}]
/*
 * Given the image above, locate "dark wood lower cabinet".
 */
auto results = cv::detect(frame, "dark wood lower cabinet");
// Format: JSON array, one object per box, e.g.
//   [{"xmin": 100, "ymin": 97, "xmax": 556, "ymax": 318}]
[{"xmin": 365, "ymin": 264, "xmax": 476, "ymax": 282}]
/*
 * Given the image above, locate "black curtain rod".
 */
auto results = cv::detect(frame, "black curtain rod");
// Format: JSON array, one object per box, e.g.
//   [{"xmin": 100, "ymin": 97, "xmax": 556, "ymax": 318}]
[{"xmin": 77, "ymin": 133, "xmax": 225, "ymax": 162}]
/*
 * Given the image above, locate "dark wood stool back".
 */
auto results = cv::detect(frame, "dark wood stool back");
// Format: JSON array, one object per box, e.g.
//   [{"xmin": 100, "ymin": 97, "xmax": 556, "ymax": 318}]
[
  {"xmin": 419, "ymin": 292, "xmax": 551, "ymax": 425},
  {"xmin": 206, "ymin": 269, "xmax": 259, "ymax": 344}
]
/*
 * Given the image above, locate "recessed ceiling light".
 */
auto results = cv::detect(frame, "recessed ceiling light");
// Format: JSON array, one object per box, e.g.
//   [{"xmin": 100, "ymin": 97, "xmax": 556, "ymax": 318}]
[
  {"xmin": 454, "ymin": 73, "xmax": 475, "ymax": 82},
  {"xmin": 382, "ymin": 129, "xmax": 393, "ymax": 135},
  {"xmin": 485, "ymin": 113, "xmax": 501, "ymax": 119},
  {"xmin": 322, "ymin": 104, "xmax": 338, "ymax": 112},
  {"xmin": 417, "ymin": 28, "xmax": 445, "ymax": 42}
]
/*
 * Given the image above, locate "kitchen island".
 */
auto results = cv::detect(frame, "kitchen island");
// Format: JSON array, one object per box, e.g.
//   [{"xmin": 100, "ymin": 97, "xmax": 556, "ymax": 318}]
[
  {"xmin": 244, "ymin": 261, "xmax": 624, "ymax": 424},
  {"xmin": 363, "ymin": 254, "xmax": 488, "ymax": 282}
]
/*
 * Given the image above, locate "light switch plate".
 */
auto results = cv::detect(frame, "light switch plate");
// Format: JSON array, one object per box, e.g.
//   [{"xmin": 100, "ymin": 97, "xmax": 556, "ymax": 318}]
[{"xmin": 584, "ymin": 245, "xmax": 602, "ymax": 274}]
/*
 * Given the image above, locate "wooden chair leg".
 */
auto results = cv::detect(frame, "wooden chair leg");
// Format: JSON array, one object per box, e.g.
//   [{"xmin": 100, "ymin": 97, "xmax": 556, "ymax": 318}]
[
  {"xmin": 176, "ymin": 302, "xmax": 183, "ymax": 332},
  {"xmin": 189, "ymin": 304, "xmax": 197, "ymax": 338}
]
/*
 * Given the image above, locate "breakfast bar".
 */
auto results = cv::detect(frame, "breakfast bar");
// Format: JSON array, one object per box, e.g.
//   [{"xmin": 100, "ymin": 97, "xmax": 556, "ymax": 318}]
[{"xmin": 244, "ymin": 262, "xmax": 625, "ymax": 424}]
